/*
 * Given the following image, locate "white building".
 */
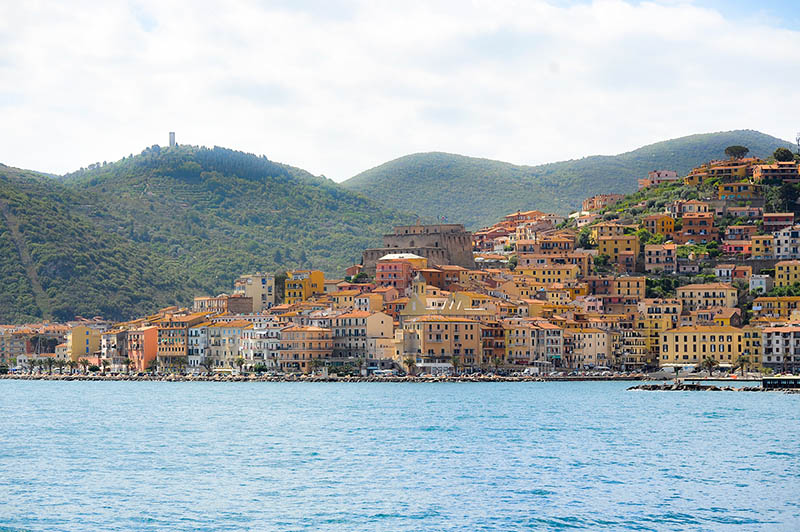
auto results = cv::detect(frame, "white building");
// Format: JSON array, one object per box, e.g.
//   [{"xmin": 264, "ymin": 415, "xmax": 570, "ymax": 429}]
[
  {"xmin": 234, "ymin": 273, "xmax": 275, "ymax": 312},
  {"xmin": 762, "ymin": 325, "xmax": 800, "ymax": 373},
  {"xmin": 773, "ymin": 225, "xmax": 800, "ymax": 260},
  {"xmin": 188, "ymin": 321, "xmax": 211, "ymax": 373},
  {"xmin": 749, "ymin": 274, "xmax": 773, "ymax": 294}
]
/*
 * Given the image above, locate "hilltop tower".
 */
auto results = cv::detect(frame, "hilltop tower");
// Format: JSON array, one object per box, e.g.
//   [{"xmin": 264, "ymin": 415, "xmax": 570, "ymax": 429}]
[{"xmin": 169, "ymin": 131, "xmax": 176, "ymax": 147}]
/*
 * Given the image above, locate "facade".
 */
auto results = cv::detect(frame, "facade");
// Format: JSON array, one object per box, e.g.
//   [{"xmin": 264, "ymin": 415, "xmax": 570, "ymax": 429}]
[
  {"xmin": 279, "ymin": 326, "xmax": 333, "ymax": 374},
  {"xmin": 775, "ymin": 260, "xmax": 800, "ymax": 288},
  {"xmin": 644, "ymin": 243, "xmax": 677, "ymax": 273},
  {"xmin": 674, "ymin": 212, "xmax": 717, "ymax": 244},
  {"xmin": 749, "ymin": 274, "xmax": 773, "ymax": 294},
  {"xmin": 762, "ymin": 325, "xmax": 800, "ymax": 373},
  {"xmin": 597, "ymin": 234, "xmax": 639, "ymax": 273},
  {"xmin": 126, "ymin": 326, "xmax": 158, "ymax": 372},
  {"xmin": 582, "ymin": 194, "xmax": 625, "ymax": 211},
  {"xmin": 285, "ymin": 270, "xmax": 325, "ymax": 304},
  {"xmin": 642, "ymin": 214, "xmax": 674, "ymax": 236},
  {"xmin": 66, "ymin": 326, "xmax": 102, "ymax": 361},
  {"xmin": 660, "ymin": 326, "xmax": 743, "ymax": 367},
  {"xmin": 764, "ymin": 213, "xmax": 794, "ymax": 233},
  {"xmin": 752, "ymin": 161, "xmax": 800, "ymax": 183},
  {"xmin": 751, "ymin": 234, "xmax": 774, "ymax": 259},
  {"xmin": 401, "ymin": 316, "xmax": 482, "ymax": 374},
  {"xmin": 156, "ymin": 313, "xmax": 208, "ymax": 370},
  {"xmin": 638, "ymin": 170, "xmax": 679, "ymax": 190},
  {"xmin": 773, "ymin": 225, "xmax": 800, "ymax": 260},
  {"xmin": 234, "ymin": 273, "xmax": 275, "ymax": 312},
  {"xmin": 676, "ymin": 283, "xmax": 738, "ymax": 312},
  {"xmin": 362, "ymin": 224, "xmax": 476, "ymax": 273},
  {"xmin": 718, "ymin": 182, "xmax": 761, "ymax": 200}
]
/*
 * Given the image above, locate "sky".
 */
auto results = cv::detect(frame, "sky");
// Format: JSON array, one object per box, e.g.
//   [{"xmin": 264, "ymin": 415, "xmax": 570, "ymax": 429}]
[{"xmin": 1, "ymin": 0, "xmax": 799, "ymax": 181}]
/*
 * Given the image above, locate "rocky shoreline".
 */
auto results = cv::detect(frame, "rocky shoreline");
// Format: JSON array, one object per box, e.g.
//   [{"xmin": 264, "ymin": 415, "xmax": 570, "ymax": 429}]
[
  {"xmin": 1, "ymin": 373, "xmax": 647, "ymax": 384},
  {"xmin": 627, "ymin": 382, "xmax": 794, "ymax": 392}
]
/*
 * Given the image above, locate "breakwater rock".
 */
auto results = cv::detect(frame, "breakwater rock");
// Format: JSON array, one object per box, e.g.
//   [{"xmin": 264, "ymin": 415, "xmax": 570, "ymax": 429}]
[
  {"xmin": 1, "ymin": 373, "xmax": 646, "ymax": 384},
  {"xmin": 628, "ymin": 382, "xmax": 762, "ymax": 392}
]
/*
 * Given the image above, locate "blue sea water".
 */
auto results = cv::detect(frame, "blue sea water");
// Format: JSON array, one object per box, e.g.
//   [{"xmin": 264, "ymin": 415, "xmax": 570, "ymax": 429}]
[{"xmin": 1, "ymin": 381, "xmax": 799, "ymax": 531}]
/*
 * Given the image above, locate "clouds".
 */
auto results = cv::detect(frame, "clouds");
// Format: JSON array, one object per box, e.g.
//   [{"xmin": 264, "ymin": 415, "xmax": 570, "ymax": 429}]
[{"xmin": 0, "ymin": 0, "xmax": 798, "ymax": 179}]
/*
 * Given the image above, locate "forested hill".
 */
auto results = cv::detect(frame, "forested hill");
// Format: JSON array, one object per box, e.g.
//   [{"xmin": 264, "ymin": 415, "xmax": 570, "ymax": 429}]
[
  {"xmin": 342, "ymin": 130, "xmax": 794, "ymax": 229},
  {"xmin": 0, "ymin": 146, "xmax": 411, "ymax": 322}
]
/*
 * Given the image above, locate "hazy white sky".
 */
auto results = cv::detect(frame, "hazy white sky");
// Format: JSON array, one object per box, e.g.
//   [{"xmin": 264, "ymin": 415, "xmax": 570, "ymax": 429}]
[{"xmin": 1, "ymin": 0, "xmax": 798, "ymax": 180}]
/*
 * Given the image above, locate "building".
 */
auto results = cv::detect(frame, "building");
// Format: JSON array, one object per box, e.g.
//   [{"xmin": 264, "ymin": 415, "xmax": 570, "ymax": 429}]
[
  {"xmin": 773, "ymin": 225, "xmax": 800, "ymax": 260},
  {"xmin": 642, "ymin": 214, "xmax": 674, "ymax": 236},
  {"xmin": 279, "ymin": 326, "xmax": 333, "ymax": 374},
  {"xmin": 725, "ymin": 225, "xmax": 757, "ymax": 241},
  {"xmin": 775, "ymin": 260, "xmax": 800, "ymax": 288},
  {"xmin": 597, "ymin": 234, "xmax": 639, "ymax": 273},
  {"xmin": 638, "ymin": 170, "xmax": 679, "ymax": 190},
  {"xmin": 751, "ymin": 234, "xmax": 774, "ymax": 259},
  {"xmin": 749, "ymin": 274, "xmax": 773, "ymax": 294},
  {"xmin": 762, "ymin": 325, "xmax": 800, "ymax": 373},
  {"xmin": 188, "ymin": 321, "xmax": 211, "ymax": 372},
  {"xmin": 208, "ymin": 320, "xmax": 253, "ymax": 372},
  {"xmin": 401, "ymin": 316, "xmax": 482, "ymax": 374},
  {"xmin": 718, "ymin": 182, "xmax": 761, "ymax": 200},
  {"xmin": 65, "ymin": 325, "xmax": 102, "ymax": 361},
  {"xmin": 674, "ymin": 212, "xmax": 717, "ymax": 244},
  {"xmin": 752, "ymin": 161, "xmax": 800, "ymax": 183},
  {"xmin": 156, "ymin": 313, "xmax": 209, "ymax": 370},
  {"xmin": 569, "ymin": 328, "xmax": 611, "ymax": 369},
  {"xmin": 644, "ymin": 243, "xmax": 677, "ymax": 273},
  {"xmin": 765, "ymin": 213, "xmax": 796, "ymax": 233},
  {"xmin": 585, "ymin": 276, "xmax": 646, "ymax": 299},
  {"xmin": 582, "ymin": 194, "xmax": 625, "ymax": 211},
  {"xmin": 375, "ymin": 254, "xmax": 425, "ymax": 293},
  {"xmin": 752, "ymin": 296, "xmax": 800, "ymax": 320},
  {"xmin": 169, "ymin": 131, "xmax": 176, "ymax": 147},
  {"xmin": 332, "ymin": 311, "xmax": 393, "ymax": 362},
  {"xmin": 285, "ymin": 270, "xmax": 325, "ymax": 304},
  {"xmin": 519, "ymin": 264, "xmax": 580, "ymax": 285},
  {"xmin": 234, "ymin": 273, "xmax": 275, "ymax": 312},
  {"xmin": 362, "ymin": 224, "xmax": 476, "ymax": 273},
  {"xmin": 126, "ymin": 326, "xmax": 158, "ymax": 372},
  {"xmin": 676, "ymin": 283, "xmax": 738, "ymax": 312},
  {"xmin": 660, "ymin": 326, "xmax": 743, "ymax": 367}
]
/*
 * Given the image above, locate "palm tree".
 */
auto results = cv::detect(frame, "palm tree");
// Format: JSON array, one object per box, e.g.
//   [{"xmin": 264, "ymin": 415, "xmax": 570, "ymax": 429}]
[
  {"xmin": 233, "ymin": 356, "xmax": 246, "ymax": 375},
  {"xmin": 310, "ymin": 358, "xmax": 325, "ymax": 375},
  {"xmin": 28, "ymin": 358, "xmax": 39, "ymax": 374},
  {"xmin": 173, "ymin": 356, "xmax": 187, "ymax": 375},
  {"xmin": 121, "ymin": 358, "xmax": 133, "ymax": 375},
  {"xmin": 67, "ymin": 360, "xmax": 78, "ymax": 375},
  {"xmin": 78, "ymin": 358, "xmax": 90, "ymax": 374},
  {"xmin": 44, "ymin": 357, "xmax": 55, "ymax": 375},
  {"xmin": 700, "ymin": 357, "xmax": 719, "ymax": 377},
  {"xmin": 55, "ymin": 359, "xmax": 66, "ymax": 375},
  {"xmin": 733, "ymin": 355, "xmax": 749, "ymax": 377},
  {"xmin": 147, "ymin": 358, "xmax": 158, "ymax": 375},
  {"xmin": 403, "ymin": 356, "xmax": 417, "ymax": 376},
  {"xmin": 492, "ymin": 356, "xmax": 502, "ymax": 374},
  {"xmin": 200, "ymin": 357, "xmax": 215, "ymax": 375},
  {"xmin": 100, "ymin": 359, "xmax": 110, "ymax": 374}
]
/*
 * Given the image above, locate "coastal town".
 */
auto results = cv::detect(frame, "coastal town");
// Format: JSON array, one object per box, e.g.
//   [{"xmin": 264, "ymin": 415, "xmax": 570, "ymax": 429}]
[{"xmin": 3, "ymin": 146, "xmax": 800, "ymax": 380}]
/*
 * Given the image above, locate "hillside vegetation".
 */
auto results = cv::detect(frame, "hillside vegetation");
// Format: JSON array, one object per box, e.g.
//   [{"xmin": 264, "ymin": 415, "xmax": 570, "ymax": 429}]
[
  {"xmin": 343, "ymin": 130, "xmax": 794, "ymax": 228},
  {"xmin": 0, "ymin": 147, "xmax": 410, "ymax": 322}
]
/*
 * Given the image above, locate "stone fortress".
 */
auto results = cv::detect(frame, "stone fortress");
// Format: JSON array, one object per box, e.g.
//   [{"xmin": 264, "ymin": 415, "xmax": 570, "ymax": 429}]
[{"xmin": 361, "ymin": 223, "xmax": 476, "ymax": 274}]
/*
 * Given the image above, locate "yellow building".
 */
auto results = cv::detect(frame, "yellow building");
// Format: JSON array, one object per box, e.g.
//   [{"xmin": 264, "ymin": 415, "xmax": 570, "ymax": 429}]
[
  {"xmin": 590, "ymin": 222, "xmax": 629, "ymax": 242},
  {"xmin": 403, "ymin": 315, "xmax": 482, "ymax": 372},
  {"xmin": 636, "ymin": 315, "xmax": 675, "ymax": 367},
  {"xmin": 330, "ymin": 289, "xmax": 361, "ymax": 309},
  {"xmin": 752, "ymin": 296, "xmax": 800, "ymax": 320},
  {"xmin": 642, "ymin": 214, "xmax": 674, "ymax": 236},
  {"xmin": 751, "ymin": 234, "xmax": 773, "ymax": 259},
  {"xmin": 285, "ymin": 270, "xmax": 325, "ymax": 304},
  {"xmin": 676, "ymin": 283, "xmax": 738, "ymax": 312},
  {"xmin": 660, "ymin": 326, "xmax": 743, "ymax": 367},
  {"xmin": 597, "ymin": 234, "xmax": 639, "ymax": 272},
  {"xmin": 775, "ymin": 260, "xmax": 800, "ymax": 288},
  {"xmin": 569, "ymin": 328, "xmax": 611, "ymax": 369},
  {"xmin": 718, "ymin": 182, "xmax": 761, "ymax": 200},
  {"xmin": 741, "ymin": 326, "xmax": 762, "ymax": 367},
  {"xmin": 66, "ymin": 325, "xmax": 102, "ymax": 361},
  {"xmin": 519, "ymin": 264, "xmax": 580, "ymax": 284}
]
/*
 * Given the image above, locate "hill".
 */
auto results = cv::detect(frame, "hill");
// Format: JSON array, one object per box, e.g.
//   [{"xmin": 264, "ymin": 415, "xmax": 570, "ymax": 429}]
[
  {"xmin": 0, "ymin": 164, "xmax": 191, "ymax": 322},
  {"xmin": 342, "ymin": 130, "xmax": 794, "ymax": 229},
  {"xmin": 0, "ymin": 147, "xmax": 411, "ymax": 322}
]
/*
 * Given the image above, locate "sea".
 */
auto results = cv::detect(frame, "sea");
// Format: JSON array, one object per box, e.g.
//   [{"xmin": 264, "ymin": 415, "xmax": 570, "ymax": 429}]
[{"xmin": 1, "ymin": 380, "xmax": 798, "ymax": 531}]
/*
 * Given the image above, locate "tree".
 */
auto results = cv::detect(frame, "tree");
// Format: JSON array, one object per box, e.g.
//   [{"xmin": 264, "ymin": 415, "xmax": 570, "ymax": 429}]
[
  {"xmin": 732, "ymin": 355, "xmax": 749, "ymax": 377},
  {"xmin": 774, "ymin": 147, "xmax": 794, "ymax": 162},
  {"xmin": 43, "ymin": 357, "xmax": 55, "ymax": 375},
  {"xmin": 121, "ymin": 358, "xmax": 132, "ymax": 374},
  {"xmin": 724, "ymin": 145, "xmax": 749, "ymax": 160},
  {"xmin": 200, "ymin": 357, "xmax": 215, "ymax": 374},
  {"xmin": 403, "ymin": 356, "xmax": 417, "ymax": 376},
  {"xmin": 700, "ymin": 357, "xmax": 719, "ymax": 376},
  {"xmin": 147, "ymin": 358, "xmax": 159, "ymax": 375},
  {"xmin": 450, "ymin": 355, "xmax": 462, "ymax": 376},
  {"xmin": 100, "ymin": 359, "xmax": 110, "ymax": 374},
  {"xmin": 577, "ymin": 228, "xmax": 592, "ymax": 249},
  {"xmin": 27, "ymin": 358, "xmax": 39, "ymax": 374},
  {"xmin": 55, "ymin": 359, "xmax": 66, "ymax": 374},
  {"xmin": 67, "ymin": 360, "xmax": 78, "ymax": 374},
  {"xmin": 78, "ymin": 358, "xmax": 90, "ymax": 374},
  {"xmin": 234, "ymin": 356, "xmax": 246, "ymax": 375},
  {"xmin": 593, "ymin": 254, "xmax": 611, "ymax": 272}
]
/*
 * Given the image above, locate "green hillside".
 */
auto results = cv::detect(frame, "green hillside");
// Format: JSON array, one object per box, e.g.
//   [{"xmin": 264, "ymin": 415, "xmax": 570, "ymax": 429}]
[
  {"xmin": 0, "ymin": 165, "xmax": 191, "ymax": 322},
  {"xmin": 0, "ymin": 147, "xmax": 410, "ymax": 323},
  {"xmin": 343, "ymin": 130, "xmax": 794, "ymax": 228}
]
